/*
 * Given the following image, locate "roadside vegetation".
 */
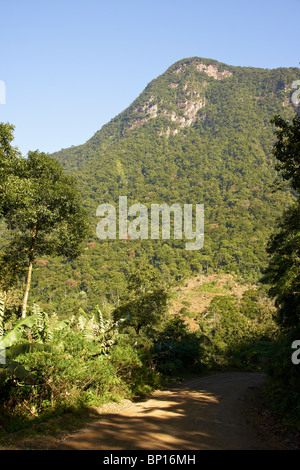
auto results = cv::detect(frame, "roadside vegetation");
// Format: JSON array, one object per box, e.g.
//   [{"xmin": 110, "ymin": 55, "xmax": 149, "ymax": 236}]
[
  {"xmin": 0, "ymin": 112, "xmax": 299, "ymax": 443},
  {"xmin": 0, "ymin": 271, "xmax": 277, "ymax": 436}
]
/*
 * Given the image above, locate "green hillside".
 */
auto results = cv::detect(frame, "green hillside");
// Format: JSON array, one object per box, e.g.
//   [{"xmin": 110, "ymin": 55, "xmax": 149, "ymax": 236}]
[{"xmin": 29, "ymin": 57, "xmax": 299, "ymax": 316}]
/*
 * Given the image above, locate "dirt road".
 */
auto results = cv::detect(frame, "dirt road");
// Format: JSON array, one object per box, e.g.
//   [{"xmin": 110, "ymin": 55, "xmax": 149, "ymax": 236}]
[{"xmin": 53, "ymin": 371, "xmax": 284, "ymax": 450}]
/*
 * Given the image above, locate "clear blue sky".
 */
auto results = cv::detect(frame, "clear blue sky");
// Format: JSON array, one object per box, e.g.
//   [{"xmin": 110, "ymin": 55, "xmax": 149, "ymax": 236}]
[{"xmin": 1, "ymin": 0, "xmax": 299, "ymax": 156}]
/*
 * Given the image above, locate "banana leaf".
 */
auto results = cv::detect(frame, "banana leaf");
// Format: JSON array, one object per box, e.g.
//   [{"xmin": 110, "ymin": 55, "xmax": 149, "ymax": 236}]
[
  {"xmin": 1, "ymin": 314, "xmax": 38, "ymax": 348},
  {"xmin": 5, "ymin": 341, "xmax": 64, "ymax": 359}
]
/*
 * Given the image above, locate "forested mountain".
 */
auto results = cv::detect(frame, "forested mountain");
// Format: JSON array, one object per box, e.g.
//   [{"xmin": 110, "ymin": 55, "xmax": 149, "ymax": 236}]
[{"xmin": 31, "ymin": 57, "xmax": 299, "ymax": 316}]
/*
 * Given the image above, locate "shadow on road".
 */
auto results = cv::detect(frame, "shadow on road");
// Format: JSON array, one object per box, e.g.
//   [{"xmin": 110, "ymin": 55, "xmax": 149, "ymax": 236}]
[{"xmin": 54, "ymin": 372, "xmax": 272, "ymax": 450}]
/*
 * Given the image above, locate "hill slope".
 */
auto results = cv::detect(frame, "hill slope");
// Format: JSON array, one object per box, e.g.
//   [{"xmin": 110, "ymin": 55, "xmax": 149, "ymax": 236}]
[{"xmin": 30, "ymin": 57, "xmax": 299, "ymax": 315}]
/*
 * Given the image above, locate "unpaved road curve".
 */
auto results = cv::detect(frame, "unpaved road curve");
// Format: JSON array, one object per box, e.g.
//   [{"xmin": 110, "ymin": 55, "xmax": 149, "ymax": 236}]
[{"xmin": 54, "ymin": 372, "xmax": 283, "ymax": 450}]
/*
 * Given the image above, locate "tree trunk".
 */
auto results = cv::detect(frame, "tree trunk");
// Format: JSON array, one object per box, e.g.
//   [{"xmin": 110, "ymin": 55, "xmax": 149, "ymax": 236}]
[
  {"xmin": 21, "ymin": 224, "xmax": 37, "ymax": 318},
  {"xmin": 21, "ymin": 260, "xmax": 33, "ymax": 318}
]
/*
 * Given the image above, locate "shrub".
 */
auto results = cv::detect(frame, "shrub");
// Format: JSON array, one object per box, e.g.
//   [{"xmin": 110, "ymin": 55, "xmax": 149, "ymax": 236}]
[
  {"xmin": 263, "ymin": 328, "xmax": 300, "ymax": 429},
  {"xmin": 151, "ymin": 316, "xmax": 206, "ymax": 376},
  {"xmin": 0, "ymin": 330, "xmax": 128, "ymax": 430}
]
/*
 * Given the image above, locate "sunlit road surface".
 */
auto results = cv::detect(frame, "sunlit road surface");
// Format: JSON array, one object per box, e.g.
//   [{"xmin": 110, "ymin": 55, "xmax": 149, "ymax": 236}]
[{"xmin": 54, "ymin": 372, "xmax": 278, "ymax": 450}]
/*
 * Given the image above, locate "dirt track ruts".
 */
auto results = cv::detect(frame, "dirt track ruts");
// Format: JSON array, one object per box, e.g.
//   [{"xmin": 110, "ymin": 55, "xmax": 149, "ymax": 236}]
[{"xmin": 53, "ymin": 371, "xmax": 283, "ymax": 450}]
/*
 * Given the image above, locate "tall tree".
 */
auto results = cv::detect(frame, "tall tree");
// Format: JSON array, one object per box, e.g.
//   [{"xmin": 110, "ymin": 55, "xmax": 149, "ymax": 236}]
[
  {"xmin": 271, "ymin": 114, "xmax": 300, "ymax": 193},
  {"xmin": 0, "ymin": 123, "xmax": 23, "ymax": 215},
  {"xmin": 262, "ymin": 114, "xmax": 300, "ymax": 329},
  {"xmin": 113, "ymin": 258, "xmax": 168, "ymax": 335},
  {"xmin": 0, "ymin": 125, "xmax": 89, "ymax": 317}
]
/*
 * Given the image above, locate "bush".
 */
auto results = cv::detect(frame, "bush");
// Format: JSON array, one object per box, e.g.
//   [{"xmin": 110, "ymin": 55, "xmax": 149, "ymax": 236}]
[
  {"xmin": 263, "ymin": 328, "xmax": 300, "ymax": 429},
  {"xmin": 0, "ymin": 330, "xmax": 128, "ymax": 430},
  {"xmin": 151, "ymin": 316, "xmax": 205, "ymax": 376}
]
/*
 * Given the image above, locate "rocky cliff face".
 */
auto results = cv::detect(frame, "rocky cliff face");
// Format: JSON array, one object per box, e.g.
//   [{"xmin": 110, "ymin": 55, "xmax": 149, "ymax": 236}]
[{"xmin": 126, "ymin": 59, "xmax": 233, "ymax": 135}]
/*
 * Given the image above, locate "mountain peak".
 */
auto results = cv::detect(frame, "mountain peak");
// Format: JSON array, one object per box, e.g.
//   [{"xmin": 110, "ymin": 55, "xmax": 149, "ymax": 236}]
[
  {"xmin": 170, "ymin": 56, "xmax": 233, "ymax": 80},
  {"xmin": 53, "ymin": 56, "xmax": 298, "ymax": 169},
  {"xmin": 121, "ymin": 57, "xmax": 235, "ymax": 137},
  {"xmin": 48, "ymin": 57, "xmax": 299, "ymax": 304}
]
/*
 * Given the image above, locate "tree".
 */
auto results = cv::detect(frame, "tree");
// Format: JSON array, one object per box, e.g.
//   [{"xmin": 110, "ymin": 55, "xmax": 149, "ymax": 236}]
[
  {"xmin": 263, "ymin": 202, "xmax": 300, "ymax": 329},
  {"xmin": 0, "ymin": 123, "xmax": 23, "ymax": 215},
  {"xmin": 0, "ymin": 126, "xmax": 89, "ymax": 317},
  {"xmin": 113, "ymin": 258, "xmax": 168, "ymax": 335},
  {"xmin": 262, "ymin": 114, "xmax": 300, "ymax": 329},
  {"xmin": 270, "ymin": 114, "xmax": 300, "ymax": 193}
]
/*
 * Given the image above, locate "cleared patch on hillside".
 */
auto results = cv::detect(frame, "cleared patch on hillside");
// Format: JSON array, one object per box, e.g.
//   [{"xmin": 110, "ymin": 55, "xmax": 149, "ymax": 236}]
[{"xmin": 169, "ymin": 274, "xmax": 252, "ymax": 330}]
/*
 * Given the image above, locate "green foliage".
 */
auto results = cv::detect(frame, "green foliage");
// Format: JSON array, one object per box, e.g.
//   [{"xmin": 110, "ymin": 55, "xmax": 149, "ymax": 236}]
[
  {"xmin": 109, "ymin": 343, "xmax": 143, "ymax": 385},
  {"xmin": 262, "ymin": 114, "xmax": 300, "ymax": 329},
  {"xmin": 76, "ymin": 306, "xmax": 120, "ymax": 354},
  {"xmin": 239, "ymin": 288, "xmax": 262, "ymax": 319},
  {"xmin": 270, "ymin": 114, "xmax": 300, "ymax": 193},
  {"xmin": 0, "ymin": 123, "xmax": 23, "ymax": 217},
  {"xmin": 0, "ymin": 292, "xmax": 4, "ymax": 338},
  {"xmin": 1, "ymin": 314, "xmax": 38, "ymax": 348},
  {"xmin": 0, "ymin": 297, "xmax": 163, "ymax": 430},
  {"xmin": 262, "ymin": 328, "xmax": 300, "ymax": 428},
  {"xmin": 197, "ymin": 289, "xmax": 277, "ymax": 369},
  {"xmin": 259, "ymin": 114, "xmax": 300, "ymax": 428},
  {"xmin": 0, "ymin": 277, "xmax": 280, "ymax": 433},
  {"xmin": 263, "ymin": 202, "xmax": 300, "ymax": 328},
  {"xmin": 151, "ymin": 316, "xmax": 209, "ymax": 375},
  {"xmin": 0, "ymin": 128, "xmax": 89, "ymax": 317},
  {"xmin": 22, "ymin": 57, "xmax": 298, "ymax": 313},
  {"xmin": 1, "ymin": 59, "xmax": 300, "ymax": 434},
  {"xmin": 200, "ymin": 295, "xmax": 249, "ymax": 349},
  {"xmin": 0, "ymin": 306, "xmax": 68, "ymax": 392},
  {"xmin": 113, "ymin": 258, "xmax": 169, "ymax": 335}
]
